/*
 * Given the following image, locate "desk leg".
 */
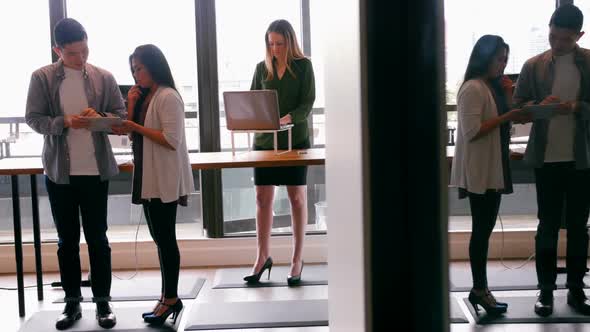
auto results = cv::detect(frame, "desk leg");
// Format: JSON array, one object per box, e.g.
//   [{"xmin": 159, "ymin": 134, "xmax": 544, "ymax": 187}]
[
  {"xmin": 274, "ymin": 132, "xmax": 278, "ymax": 154},
  {"xmin": 11, "ymin": 175, "xmax": 25, "ymax": 317},
  {"xmin": 30, "ymin": 175, "xmax": 43, "ymax": 301},
  {"xmin": 231, "ymin": 131, "xmax": 235, "ymax": 156}
]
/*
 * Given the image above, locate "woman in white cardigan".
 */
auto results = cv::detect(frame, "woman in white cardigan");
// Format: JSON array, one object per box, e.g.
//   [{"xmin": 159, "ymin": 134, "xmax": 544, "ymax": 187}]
[
  {"xmin": 450, "ymin": 35, "xmax": 525, "ymax": 316},
  {"xmin": 114, "ymin": 44, "xmax": 193, "ymax": 325}
]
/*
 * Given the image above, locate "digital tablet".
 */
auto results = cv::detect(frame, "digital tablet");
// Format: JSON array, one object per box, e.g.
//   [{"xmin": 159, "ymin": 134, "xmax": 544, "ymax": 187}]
[
  {"xmin": 522, "ymin": 103, "xmax": 561, "ymax": 120},
  {"xmin": 84, "ymin": 117, "xmax": 123, "ymax": 132}
]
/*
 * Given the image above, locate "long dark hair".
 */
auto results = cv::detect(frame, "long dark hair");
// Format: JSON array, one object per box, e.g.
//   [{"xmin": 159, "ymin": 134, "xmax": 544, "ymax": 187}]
[
  {"xmin": 463, "ymin": 35, "xmax": 509, "ymax": 84},
  {"xmin": 462, "ymin": 35, "xmax": 510, "ymax": 114},
  {"xmin": 129, "ymin": 44, "xmax": 177, "ymax": 91},
  {"xmin": 128, "ymin": 44, "xmax": 179, "ymax": 124}
]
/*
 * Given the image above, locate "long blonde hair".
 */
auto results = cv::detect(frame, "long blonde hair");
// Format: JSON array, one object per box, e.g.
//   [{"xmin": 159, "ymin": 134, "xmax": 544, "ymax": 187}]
[{"xmin": 264, "ymin": 19, "xmax": 305, "ymax": 81}]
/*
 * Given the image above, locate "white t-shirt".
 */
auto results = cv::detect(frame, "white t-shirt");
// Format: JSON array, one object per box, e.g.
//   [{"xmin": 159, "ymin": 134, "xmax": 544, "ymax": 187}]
[
  {"xmin": 59, "ymin": 67, "xmax": 99, "ymax": 175},
  {"xmin": 545, "ymin": 52, "xmax": 579, "ymax": 162}
]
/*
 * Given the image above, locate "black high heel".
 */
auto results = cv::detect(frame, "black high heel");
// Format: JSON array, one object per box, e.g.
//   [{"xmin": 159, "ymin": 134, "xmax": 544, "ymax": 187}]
[
  {"xmin": 287, "ymin": 261, "xmax": 304, "ymax": 286},
  {"xmin": 143, "ymin": 299, "xmax": 183, "ymax": 326},
  {"xmin": 468, "ymin": 289, "xmax": 507, "ymax": 316},
  {"xmin": 142, "ymin": 301, "xmax": 162, "ymax": 318},
  {"xmin": 243, "ymin": 257, "xmax": 273, "ymax": 283}
]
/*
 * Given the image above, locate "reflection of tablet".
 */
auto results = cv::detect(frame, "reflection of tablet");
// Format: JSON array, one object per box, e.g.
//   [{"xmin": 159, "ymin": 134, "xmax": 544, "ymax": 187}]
[
  {"xmin": 522, "ymin": 104, "xmax": 560, "ymax": 120},
  {"xmin": 84, "ymin": 117, "xmax": 123, "ymax": 132}
]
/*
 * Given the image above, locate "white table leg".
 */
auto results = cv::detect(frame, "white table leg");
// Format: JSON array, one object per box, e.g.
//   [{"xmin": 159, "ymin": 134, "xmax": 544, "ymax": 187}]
[{"xmin": 231, "ymin": 131, "xmax": 235, "ymax": 156}]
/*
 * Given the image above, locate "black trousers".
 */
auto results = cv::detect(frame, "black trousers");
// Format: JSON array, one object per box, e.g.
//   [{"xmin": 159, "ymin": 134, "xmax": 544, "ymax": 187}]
[
  {"xmin": 535, "ymin": 162, "xmax": 590, "ymax": 291},
  {"xmin": 467, "ymin": 190, "xmax": 502, "ymax": 290},
  {"xmin": 45, "ymin": 176, "xmax": 111, "ymax": 302},
  {"xmin": 143, "ymin": 199, "xmax": 180, "ymax": 298}
]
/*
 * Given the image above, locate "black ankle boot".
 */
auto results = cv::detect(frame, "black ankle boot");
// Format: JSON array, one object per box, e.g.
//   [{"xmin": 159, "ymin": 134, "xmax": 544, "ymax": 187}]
[
  {"xmin": 55, "ymin": 301, "xmax": 82, "ymax": 330},
  {"xmin": 96, "ymin": 301, "xmax": 117, "ymax": 329},
  {"xmin": 568, "ymin": 289, "xmax": 590, "ymax": 315},
  {"xmin": 534, "ymin": 290, "xmax": 553, "ymax": 317}
]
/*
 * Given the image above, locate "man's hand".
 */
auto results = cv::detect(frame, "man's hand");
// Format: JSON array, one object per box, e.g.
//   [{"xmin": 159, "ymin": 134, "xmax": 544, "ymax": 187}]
[
  {"xmin": 559, "ymin": 101, "xmax": 581, "ymax": 115},
  {"xmin": 80, "ymin": 108, "xmax": 101, "ymax": 118},
  {"xmin": 64, "ymin": 115, "xmax": 89, "ymax": 129},
  {"xmin": 540, "ymin": 95, "xmax": 560, "ymax": 105}
]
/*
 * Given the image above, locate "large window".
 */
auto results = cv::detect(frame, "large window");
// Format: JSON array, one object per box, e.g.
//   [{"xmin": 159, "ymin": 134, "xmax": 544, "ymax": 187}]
[
  {"xmin": 0, "ymin": 0, "xmax": 327, "ymax": 243},
  {"xmin": 0, "ymin": 2, "xmax": 52, "ymax": 242},
  {"xmin": 68, "ymin": 0, "xmax": 199, "ymax": 153},
  {"xmin": 445, "ymin": 0, "xmax": 554, "ymax": 106}
]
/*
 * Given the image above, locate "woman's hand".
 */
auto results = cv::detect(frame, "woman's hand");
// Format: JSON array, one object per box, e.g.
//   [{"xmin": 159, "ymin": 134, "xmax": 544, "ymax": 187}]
[
  {"xmin": 127, "ymin": 85, "xmax": 144, "ymax": 107},
  {"xmin": 500, "ymin": 75, "xmax": 514, "ymax": 96},
  {"xmin": 279, "ymin": 114, "xmax": 292, "ymax": 126},
  {"xmin": 507, "ymin": 108, "xmax": 532, "ymax": 124},
  {"xmin": 111, "ymin": 120, "xmax": 138, "ymax": 135}
]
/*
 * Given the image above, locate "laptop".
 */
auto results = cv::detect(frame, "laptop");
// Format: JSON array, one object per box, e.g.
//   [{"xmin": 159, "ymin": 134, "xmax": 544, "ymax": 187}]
[{"xmin": 223, "ymin": 90, "xmax": 291, "ymax": 131}]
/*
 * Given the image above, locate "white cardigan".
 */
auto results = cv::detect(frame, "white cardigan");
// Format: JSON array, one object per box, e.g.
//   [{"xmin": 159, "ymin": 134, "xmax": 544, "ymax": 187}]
[
  {"xmin": 139, "ymin": 86, "xmax": 194, "ymax": 203},
  {"xmin": 450, "ymin": 79, "xmax": 504, "ymax": 195}
]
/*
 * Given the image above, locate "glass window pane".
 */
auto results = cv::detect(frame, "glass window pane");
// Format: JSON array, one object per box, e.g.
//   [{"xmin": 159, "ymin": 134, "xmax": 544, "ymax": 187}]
[
  {"xmin": 310, "ymin": 0, "xmax": 327, "ymax": 146},
  {"xmin": 0, "ymin": 3, "xmax": 53, "ymax": 242},
  {"xmin": 67, "ymin": 0, "xmax": 199, "ymax": 153},
  {"xmin": 444, "ymin": 0, "xmax": 554, "ymax": 105},
  {"xmin": 216, "ymin": 0, "xmax": 301, "ymax": 150},
  {"xmin": 0, "ymin": 1, "xmax": 51, "ymax": 157},
  {"xmin": 575, "ymin": 1, "xmax": 590, "ymax": 49}
]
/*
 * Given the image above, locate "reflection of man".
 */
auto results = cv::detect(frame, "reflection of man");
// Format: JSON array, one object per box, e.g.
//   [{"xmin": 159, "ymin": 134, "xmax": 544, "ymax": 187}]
[
  {"xmin": 513, "ymin": 4, "xmax": 590, "ymax": 317},
  {"xmin": 25, "ymin": 18, "xmax": 125, "ymax": 330}
]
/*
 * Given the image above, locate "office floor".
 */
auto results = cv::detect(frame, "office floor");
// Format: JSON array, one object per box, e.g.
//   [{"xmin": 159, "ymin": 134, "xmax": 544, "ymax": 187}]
[
  {"xmin": 0, "ymin": 266, "xmax": 328, "ymax": 332},
  {"xmin": 2, "ymin": 262, "xmax": 590, "ymax": 331}
]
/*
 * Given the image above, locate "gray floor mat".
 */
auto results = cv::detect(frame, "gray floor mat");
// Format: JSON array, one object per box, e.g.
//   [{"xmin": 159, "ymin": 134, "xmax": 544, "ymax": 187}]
[
  {"xmin": 184, "ymin": 299, "xmax": 328, "ymax": 330},
  {"xmin": 212, "ymin": 264, "xmax": 328, "ymax": 289}
]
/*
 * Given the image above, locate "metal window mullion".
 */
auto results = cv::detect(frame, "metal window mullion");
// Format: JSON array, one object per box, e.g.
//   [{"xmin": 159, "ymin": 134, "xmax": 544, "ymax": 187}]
[
  {"xmin": 49, "ymin": 0, "xmax": 67, "ymax": 62},
  {"xmin": 300, "ymin": 0, "xmax": 312, "ymax": 56},
  {"xmin": 195, "ymin": 0, "xmax": 224, "ymax": 238}
]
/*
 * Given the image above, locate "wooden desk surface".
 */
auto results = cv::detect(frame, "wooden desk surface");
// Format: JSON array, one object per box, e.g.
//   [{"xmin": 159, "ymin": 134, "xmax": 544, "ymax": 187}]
[{"xmin": 0, "ymin": 148, "xmax": 326, "ymax": 176}]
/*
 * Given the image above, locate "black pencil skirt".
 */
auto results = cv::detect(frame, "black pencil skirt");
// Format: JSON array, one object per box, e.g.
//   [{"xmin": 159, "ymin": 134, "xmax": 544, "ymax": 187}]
[{"xmin": 253, "ymin": 141, "xmax": 309, "ymax": 186}]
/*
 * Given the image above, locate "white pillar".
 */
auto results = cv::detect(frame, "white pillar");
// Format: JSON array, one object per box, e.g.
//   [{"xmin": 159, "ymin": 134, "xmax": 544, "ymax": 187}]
[{"xmin": 324, "ymin": 0, "xmax": 370, "ymax": 331}]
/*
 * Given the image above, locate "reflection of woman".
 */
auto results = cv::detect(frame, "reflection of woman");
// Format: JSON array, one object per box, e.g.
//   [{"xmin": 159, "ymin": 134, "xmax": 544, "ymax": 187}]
[
  {"xmin": 116, "ymin": 44, "xmax": 194, "ymax": 325},
  {"xmin": 450, "ymin": 35, "xmax": 524, "ymax": 315},
  {"xmin": 243, "ymin": 19, "xmax": 315, "ymax": 285}
]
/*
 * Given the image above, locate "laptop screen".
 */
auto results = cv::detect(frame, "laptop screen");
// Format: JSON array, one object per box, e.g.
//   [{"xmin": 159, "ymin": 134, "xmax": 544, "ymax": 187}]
[{"xmin": 223, "ymin": 90, "xmax": 281, "ymax": 130}]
